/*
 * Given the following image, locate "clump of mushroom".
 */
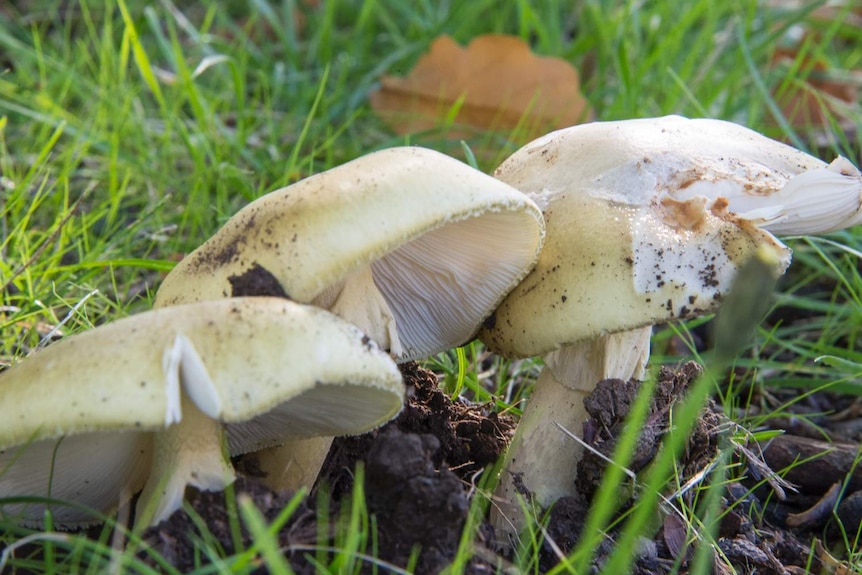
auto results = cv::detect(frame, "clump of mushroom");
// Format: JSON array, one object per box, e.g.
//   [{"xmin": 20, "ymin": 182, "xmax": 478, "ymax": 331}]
[
  {"xmin": 153, "ymin": 146, "xmax": 545, "ymax": 490},
  {"xmin": 0, "ymin": 297, "xmax": 404, "ymax": 527},
  {"xmin": 478, "ymin": 115, "xmax": 862, "ymax": 540}
]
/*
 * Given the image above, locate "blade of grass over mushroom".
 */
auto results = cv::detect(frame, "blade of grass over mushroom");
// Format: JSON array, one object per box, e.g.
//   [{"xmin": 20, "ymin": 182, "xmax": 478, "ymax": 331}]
[
  {"xmin": 710, "ymin": 246, "xmax": 782, "ymax": 364},
  {"xmin": 568, "ymin": 250, "xmax": 784, "ymax": 574},
  {"xmin": 478, "ymin": 115, "xmax": 860, "ymax": 542}
]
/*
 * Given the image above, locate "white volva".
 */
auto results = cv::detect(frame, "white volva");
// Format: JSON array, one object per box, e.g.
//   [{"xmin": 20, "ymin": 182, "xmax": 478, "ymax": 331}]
[{"xmin": 479, "ymin": 115, "xmax": 862, "ymax": 543}]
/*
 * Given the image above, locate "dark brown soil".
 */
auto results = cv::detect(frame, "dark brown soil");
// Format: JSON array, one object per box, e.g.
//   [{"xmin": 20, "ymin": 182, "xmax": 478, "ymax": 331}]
[
  {"xmin": 11, "ymin": 361, "xmax": 861, "ymax": 574},
  {"xmin": 228, "ymin": 263, "xmax": 290, "ymax": 298},
  {"xmin": 138, "ymin": 362, "xmax": 512, "ymax": 574},
  {"xmin": 547, "ymin": 364, "xmax": 841, "ymax": 575},
  {"xmin": 318, "ymin": 362, "xmax": 513, "ymax": 500}
]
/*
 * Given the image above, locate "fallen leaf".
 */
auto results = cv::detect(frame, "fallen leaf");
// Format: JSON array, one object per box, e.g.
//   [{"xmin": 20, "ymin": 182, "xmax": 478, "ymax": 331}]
[
  {"xmin": 370, "ymin": 34, "xmax": 591, "ymax": 143},
  {"xmin": 771, "ymin": 47, "xmax": 859, "ymax": 130},
  {"xmin": 815, "ymin": 539, "xmax": 856, "ymax": 575},
  {"xmin": 661, "ymin": 512, "xmax": 688, "ymax": 560},
  {"xmin": 766, "ymin": 2, "xmax": 860, "ymax": 135}
]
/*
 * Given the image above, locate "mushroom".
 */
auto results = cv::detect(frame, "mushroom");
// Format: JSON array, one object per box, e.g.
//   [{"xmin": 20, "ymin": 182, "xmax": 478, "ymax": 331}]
[
  {"xmin": 153, "ymin": 146, "xmax": 545, "ymax": 489},
  {"xmin": 477, "ymin": 115, "xmax": 862, "ymax": 538},
  {"xmin": 0, "ymin": 297, "xmax": 403, "ymax": 528}
]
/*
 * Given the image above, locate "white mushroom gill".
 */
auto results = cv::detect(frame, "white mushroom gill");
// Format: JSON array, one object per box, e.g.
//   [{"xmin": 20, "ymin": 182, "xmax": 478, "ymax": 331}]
[
  {"xmin": 226, "ymin": 383, "xmax": 407, "ymax": 454},
  {"xmin": 309, "ymin": 210, "xmax": 542, "ymax": 363},
  {"xmin": 0, "ymin": 433, "xmax": 152, "ymax": 527},
  {"xmin": 371, "ymin": 210, "xmax": 541, "ymax": 362},
  {"xmin": 312, "ymin": 265, "xmax": 404, "ymax": 359}
]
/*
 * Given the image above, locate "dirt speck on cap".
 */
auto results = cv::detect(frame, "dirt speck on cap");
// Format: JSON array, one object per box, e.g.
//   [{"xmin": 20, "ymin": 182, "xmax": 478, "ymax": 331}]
[{"xmin": 228, "ymin": 263, "xmax": 290, "ymax": 298}]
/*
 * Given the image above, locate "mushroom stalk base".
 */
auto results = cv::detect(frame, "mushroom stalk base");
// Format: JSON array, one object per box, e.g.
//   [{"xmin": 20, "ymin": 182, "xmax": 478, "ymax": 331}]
[
  {"xmin": 254, "ymin": 436, "xmax": 335, "ymax": 493},
  {"xmin": 135, "ymin": 395, "xmax": 235, "ymax": 527},
  {"xmin": 491, "ymin": 326, "xmax": 651, "ymax": 548}
]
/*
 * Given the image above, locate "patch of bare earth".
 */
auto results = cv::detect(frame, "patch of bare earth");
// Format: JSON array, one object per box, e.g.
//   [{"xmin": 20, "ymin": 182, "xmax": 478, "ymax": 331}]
[
  {"xmin": 138, "ymin": 362, "xmax": 513, "ymax": 574},
  {"xmin": 17, "ymin": 361, "xmax": 858, "ymax": 574},
  {"xmin": 540, "ymin": 361, "xmax": 862, "ymax": 574}
]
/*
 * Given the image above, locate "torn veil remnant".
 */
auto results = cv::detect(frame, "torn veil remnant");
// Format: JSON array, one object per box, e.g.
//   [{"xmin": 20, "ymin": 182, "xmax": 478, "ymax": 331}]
[
  {"xmin": 153, "ymin": 146, "xmax": 545, "ymax": 491},
  {"xmin": 0, "ymin": 297, "xmax": 403, "ymax": 528},
  {"xmin": 478, "ymin": 115, "xmax": 862, "ymax": 543}
]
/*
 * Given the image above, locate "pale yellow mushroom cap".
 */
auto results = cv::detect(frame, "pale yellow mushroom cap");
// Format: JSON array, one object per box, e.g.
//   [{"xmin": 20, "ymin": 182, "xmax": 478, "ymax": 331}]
[
  {"xmin": 479, "ymin": 116, "xmax": 861, "ymax": 358},
  {"xmin": 0, "ymin": 297, "xmax": 403, "ymax": 526},
  {"xmin": 153, "ymin": 146, "xmax": 546, "ymax": 362}
]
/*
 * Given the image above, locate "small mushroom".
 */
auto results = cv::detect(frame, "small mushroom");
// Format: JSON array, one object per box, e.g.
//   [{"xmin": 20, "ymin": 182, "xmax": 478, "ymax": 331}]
[
  {"xmin": 153, "ymin": 146, "xmax": 545, "ymax": 489},
  {"xmin": 0, "ymin": 297, "xmax": 403, "ymax": 527},
  {"xmin": 478, "ymin": 115, "xmax": 862, "ymax": 538}
]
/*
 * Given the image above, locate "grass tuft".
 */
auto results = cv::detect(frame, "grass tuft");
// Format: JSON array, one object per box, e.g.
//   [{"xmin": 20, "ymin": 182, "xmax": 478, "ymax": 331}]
[{"xmin": 1, "ymin": 0, "xmax": 861, "ymax": 572}]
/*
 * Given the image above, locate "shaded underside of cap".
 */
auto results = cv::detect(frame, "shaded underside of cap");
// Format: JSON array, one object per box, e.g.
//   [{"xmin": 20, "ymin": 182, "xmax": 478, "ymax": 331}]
[
  {"xmin": 366, "ymin": 207, "xmax": 543, "ymax": 360},
  {"xmin": 226, "ymin": 381, "xmax": 403, "ymax": 454},
  {"xmin": 0, "ymin": 297, "xmax": 403, "ymax": 449},
  {"xmin": 0, "ymin": 431, "xmax": 152, "ymax": 527}
]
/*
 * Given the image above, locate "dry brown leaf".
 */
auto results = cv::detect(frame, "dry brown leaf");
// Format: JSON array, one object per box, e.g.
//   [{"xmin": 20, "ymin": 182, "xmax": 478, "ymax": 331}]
[
  {"xmin": 771, "ymin": 47, "xmax": 859, "ymax": 130},
  {"xmin": 815, "ymin": 539, "xmax": 856, "ymax": 575},
  {"xmin": 370, "ymin": 34, "xmax": 591, "ymax": 143},
  {"xmin": 766, "ymin": 2, "xmax": 860, "ymax": 134},
  {"xmin": 661, "ymin": 512, "xmax": 688, "ymax": 560}
]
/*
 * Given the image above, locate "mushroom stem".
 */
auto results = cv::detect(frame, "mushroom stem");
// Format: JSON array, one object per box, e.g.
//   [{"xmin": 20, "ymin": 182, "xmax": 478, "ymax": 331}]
[
  {"xmin": 312, "ymin": 265, "xmax": 404, "ymax": 358},
  {"xmin": 253, "ymin": 264, "xmax": 401, "ymax": 494},
  {"xmin": 253, "ymin": 436, "xmax": 335, "ymax": 492},
  {"xmin": 135, "ymin": 394, "xmax": 235, "ymax": 527},
  {"xmin": 492, "ymin": 326, "xmax": 651, "ymax": 543}
]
